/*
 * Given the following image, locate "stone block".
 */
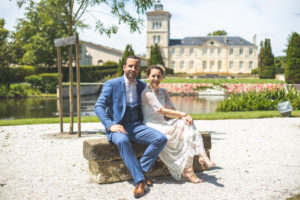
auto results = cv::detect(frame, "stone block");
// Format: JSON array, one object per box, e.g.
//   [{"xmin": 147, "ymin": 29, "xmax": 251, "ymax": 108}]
[
  {"xmin": 83, "ymin": 131, "xmax": 212, "ymax": 183},
  {"xmin": 83, "ymin": 131, "xmax": 211, "ymax": 162}
]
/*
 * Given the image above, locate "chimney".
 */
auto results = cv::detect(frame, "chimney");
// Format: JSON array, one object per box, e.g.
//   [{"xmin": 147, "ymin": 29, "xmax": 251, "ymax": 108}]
[
  {"xmin": 253, "ymin": 34, "xmax": 256, "ymax": 45},
  {"xmin": 224, "ymin": 36, "xmax": 227, "ymax": 43}
]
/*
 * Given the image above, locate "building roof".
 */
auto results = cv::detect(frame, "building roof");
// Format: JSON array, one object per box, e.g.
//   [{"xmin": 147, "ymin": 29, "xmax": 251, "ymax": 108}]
[
  {"xmin": 169, "ymin": 36, "xmax": 255, "ymax": 47},
  {"xmin": 80, "ymin": 40, "xmax": 147, "ymax": 61}
]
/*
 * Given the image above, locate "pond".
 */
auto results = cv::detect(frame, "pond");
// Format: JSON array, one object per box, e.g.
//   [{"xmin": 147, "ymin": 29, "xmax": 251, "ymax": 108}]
[{"xmin": 0, "ymin": 95, "xmax": 225, "ymax": 120}]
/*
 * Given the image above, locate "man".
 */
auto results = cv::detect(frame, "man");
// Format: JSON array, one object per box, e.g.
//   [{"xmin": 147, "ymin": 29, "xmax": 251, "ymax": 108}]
[{"xmin": 94, "ymin": 56, "xmax": 167, "ymax": 198}]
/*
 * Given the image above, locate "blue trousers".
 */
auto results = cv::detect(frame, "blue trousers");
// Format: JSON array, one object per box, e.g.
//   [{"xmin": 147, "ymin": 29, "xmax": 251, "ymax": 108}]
[{"xmin": 110, "ymin": 121, "xmax": 167, "ymax": 184}]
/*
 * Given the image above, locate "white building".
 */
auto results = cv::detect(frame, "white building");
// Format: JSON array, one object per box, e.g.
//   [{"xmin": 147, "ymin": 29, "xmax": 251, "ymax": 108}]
[
  {"xmin": 146, "ymin": 2, "xmax": 258, "ymax": 74},
  {"xmin": 80, "ymin": 40, "xmax": 147, "ymax": 66}
]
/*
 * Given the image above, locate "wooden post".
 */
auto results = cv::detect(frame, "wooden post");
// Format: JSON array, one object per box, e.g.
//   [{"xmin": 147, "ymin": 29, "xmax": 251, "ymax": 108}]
[
  {"xmin": 75, "ymin": 36, "xmax": 81, "ymax": 137},
  {"xmin": 57, "ymin": 47, "xmax": 63, "ymax": 133}
]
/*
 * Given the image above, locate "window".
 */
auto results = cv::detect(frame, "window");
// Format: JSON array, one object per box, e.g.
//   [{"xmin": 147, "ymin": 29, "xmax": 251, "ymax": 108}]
[
  {"xmin": 218, "ymin": 49, "xmax": 222, "ymax": 55},
  {"xmin": 218, "ymin": 61, "xmax": 222, "ymax": 70},
  {"xmin": 181, "ymin": 48, "xmax": 185, "ymax": 56},
  {"xmin": 171, "ymin": 61, "xmax": 175, "ymax": 69},
  {"xmin": 202, "ymin": 49, "xmax": 207, "ymax": 55},
  {"xmin": 171, "ymin": 48, "xmax": 175, "ymax": 55},
  {"xmin": 229, "ymin": 61, "xmax": 233, "ymax": 69},
  {"xmin": 190, "ymin": 48, "xmax": 194, "ymax": 56},
  {"xmin": 180, "ymin": 61, "xmax": 185, "ymax": 69},
  {"xmin": 229, "ymin": 48, "xmax": 233, "ymax": 55},
  {"xmin": 210, "ymin": 48, "xmax": 214, "ymax": 55},
  {"xmin": 210, "ymin": 61, "xmax": 214, "ymax": 69},
  {"xmin": 203, "ymin": 61, "xmax": 207, "ymax": 69},
  {"xmin": 239, "ymin": 48, "xmax": 243, "ymax": 55},
  {"xmin": 249, "ymin": 61, "xmax": 253, "ymax": 69},
  {"xmin": 239, "ymin": 61, "xmax": 243, "ymax": 69},
  {"xmin": 157, "ymin": 35, "xmax": 160, "ymax": 44},
  {"xmin": 153, "ymin": 36, "xmax": 156, "ymax": 44},
  {"xmin": 249, "ymin": 48, "xmax": 253, "ymax": 55},
  {"xmin": 190, "ymin": 61, "xmax": 194, "ymax": 69},
  {"xmin": 153, "ymin": 21, "xmax": 162, "ymax": 30}
]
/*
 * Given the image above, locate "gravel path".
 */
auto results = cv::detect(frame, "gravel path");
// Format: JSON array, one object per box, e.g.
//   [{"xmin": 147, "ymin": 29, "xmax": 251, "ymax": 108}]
[{"xmin": 0, "ymin": 118, "xmax": 300, "ymax": 200}]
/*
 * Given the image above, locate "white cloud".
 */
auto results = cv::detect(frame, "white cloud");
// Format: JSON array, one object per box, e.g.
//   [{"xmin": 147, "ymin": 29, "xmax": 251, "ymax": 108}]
[{"xmin": 1, "ymin": 0, "xmax": 300, "ymax": 56}]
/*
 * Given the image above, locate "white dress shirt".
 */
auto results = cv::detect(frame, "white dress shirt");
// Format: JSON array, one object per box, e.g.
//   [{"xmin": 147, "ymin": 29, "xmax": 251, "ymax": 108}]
[{"xmin": 124, "ymin": 75, "xmax": 138, "ymax": 104}]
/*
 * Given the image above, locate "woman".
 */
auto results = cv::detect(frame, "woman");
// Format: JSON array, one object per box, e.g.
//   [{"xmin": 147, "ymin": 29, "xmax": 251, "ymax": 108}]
[{"xmin": 141, "ymin": 65, "xmax": 215, "ymax": 183}]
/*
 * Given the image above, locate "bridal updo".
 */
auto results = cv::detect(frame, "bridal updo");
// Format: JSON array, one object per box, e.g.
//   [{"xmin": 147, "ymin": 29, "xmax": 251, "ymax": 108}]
[{"xmin": 146, "ymin": 65, "xmax": 165, "ymax": 77}]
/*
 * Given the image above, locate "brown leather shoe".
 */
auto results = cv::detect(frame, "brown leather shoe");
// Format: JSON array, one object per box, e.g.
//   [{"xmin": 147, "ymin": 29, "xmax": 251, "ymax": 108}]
[
  {"xmin": 134, "ymin": 182, "xmax": 149, "ymax": 198},
  {"xmin": 145, "ymin": 178, "xmax": 153, "ymax": 187}
]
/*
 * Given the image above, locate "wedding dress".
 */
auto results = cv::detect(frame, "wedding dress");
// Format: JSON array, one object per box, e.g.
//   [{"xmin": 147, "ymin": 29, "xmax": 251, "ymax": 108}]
[{"xmin": 141, "ymin": 85, "xmax": 205, "ymax": 181}]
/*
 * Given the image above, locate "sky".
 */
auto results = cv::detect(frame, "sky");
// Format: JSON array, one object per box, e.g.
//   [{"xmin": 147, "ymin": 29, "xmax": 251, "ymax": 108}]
[{"xmin": 1, "ymin": 0, "xmax": 300, "ymax": 56}]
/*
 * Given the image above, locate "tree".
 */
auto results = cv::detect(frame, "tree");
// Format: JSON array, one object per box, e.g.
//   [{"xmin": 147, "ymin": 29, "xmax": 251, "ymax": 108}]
[
  {"xmin": 16, "ymin": 0, "xmax": 154, "ymax": 134},
  {"xmin": 12, "ymin": 0, "xmax": 70, "ymax": 67},
  {"xmin": 207, "ymin": 30, "xmax": 228, "ymax": 36},
  {"xmin": 117, "ymin": 44, "xmax": 135, "ymax": 76},
  {"xmin": 149, "ymin": 43, "xmax": 164, "ymax": 67},
  {"xmin": 285, "ymin": 32, "xmax": 300, "ymax": 83},
  {"xmin": 0, "ymin": 19, "xmax": 11, "ymax": 88},
  {"xmin": 258, "ymin": 38, "xmax": 275, "ymax": 79}
]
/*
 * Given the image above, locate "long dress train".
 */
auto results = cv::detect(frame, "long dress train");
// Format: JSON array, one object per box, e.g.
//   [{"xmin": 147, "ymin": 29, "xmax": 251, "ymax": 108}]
[{"xmin": 141, "ymin": 85, "xmax": 205, "ymax": 181}]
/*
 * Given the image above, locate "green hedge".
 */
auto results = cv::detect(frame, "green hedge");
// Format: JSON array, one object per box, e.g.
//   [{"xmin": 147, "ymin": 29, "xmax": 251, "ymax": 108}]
[
  {"xmin": 216, "ymin": 88, "xmax": 300, "ymax": 112},
  {"xmin": 0, "ymin": 84, "xmax": 28, "ymax": 98},
  {"xmin": 259, "ymin": 66, "xmax": 275, "ymax": 79},
  {"xmin": 25, "ymin": 73, "xmax": 58, "ymax": 93}
]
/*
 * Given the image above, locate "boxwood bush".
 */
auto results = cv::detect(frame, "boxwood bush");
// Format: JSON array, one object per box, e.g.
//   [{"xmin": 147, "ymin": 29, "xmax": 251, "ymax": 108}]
[{"xmin": 216, "ymin": 88, "xmax": 300, "ymax": 112}]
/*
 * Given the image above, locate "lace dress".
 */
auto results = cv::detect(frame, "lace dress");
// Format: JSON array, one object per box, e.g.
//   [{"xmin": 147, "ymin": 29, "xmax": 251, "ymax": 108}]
[{"xmin": 141, "ymin": 85, "xmax": 205, "ymax": 181}]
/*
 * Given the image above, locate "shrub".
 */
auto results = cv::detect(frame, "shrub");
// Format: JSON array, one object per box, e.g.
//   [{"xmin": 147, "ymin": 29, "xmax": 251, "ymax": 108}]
[
  {"xmin": 216, "ymin": 88, "xmax": 300, "ymax": 112},
  {"xmin": 25, "ymin": 75, "xmax": 42, "ymax": 91},
  {"xmin": 259, "ymin": 66, "xmax": 275, "ymax": 79},
  {"xmin": 8, "ymin": 84, "xmax": 28, "ymax": 98},
  {"xmin": 40, "ymin": 73, "xmax": 58, "ymax": 93},
  {"xmin": 10, "ymin": 65, "xmax": 35, "ymax": 83},
  {"xmin": 102, "ymin": 61, "xmax": 118, "ymax": 67}
]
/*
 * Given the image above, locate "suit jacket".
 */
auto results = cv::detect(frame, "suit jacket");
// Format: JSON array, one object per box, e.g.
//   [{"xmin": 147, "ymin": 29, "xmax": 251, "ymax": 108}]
[{"xmin": 94, "ymin": 76, "xmax": 146, "ymax": 141}]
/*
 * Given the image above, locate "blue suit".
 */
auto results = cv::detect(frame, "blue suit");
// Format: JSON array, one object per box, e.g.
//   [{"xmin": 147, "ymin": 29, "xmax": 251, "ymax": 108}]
[{"xmin": 94, "ymin": 76, "xmax": 167, "ymax": 184}]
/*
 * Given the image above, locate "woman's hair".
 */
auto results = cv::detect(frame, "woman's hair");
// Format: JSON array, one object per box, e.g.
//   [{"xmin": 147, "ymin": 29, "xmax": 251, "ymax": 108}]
[{"xmin": 146, "ymin": 65, "xmax": 165, "ymax": 76}]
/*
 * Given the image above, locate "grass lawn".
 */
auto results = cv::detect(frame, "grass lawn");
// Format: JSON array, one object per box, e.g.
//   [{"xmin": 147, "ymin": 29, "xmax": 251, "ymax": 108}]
[{"xmin": 0, "ymin": 110, "xmax": 299, "ymax": 126}]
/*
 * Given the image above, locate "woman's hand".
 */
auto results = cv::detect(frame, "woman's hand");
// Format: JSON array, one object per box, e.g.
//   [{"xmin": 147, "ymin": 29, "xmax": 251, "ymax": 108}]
[{"xmin": 181, "ymin": 114, "xmax": 193, "ymax": 125}]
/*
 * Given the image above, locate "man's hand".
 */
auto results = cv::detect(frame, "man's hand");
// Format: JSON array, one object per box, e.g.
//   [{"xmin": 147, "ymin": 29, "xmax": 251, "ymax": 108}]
[
  {"xmin": 109, "ymin": 124, "xmax": 127, "ymax": 134},
  {"xmin": 181, "ymin": 115, "xmax": 193, "ymax": 125}
]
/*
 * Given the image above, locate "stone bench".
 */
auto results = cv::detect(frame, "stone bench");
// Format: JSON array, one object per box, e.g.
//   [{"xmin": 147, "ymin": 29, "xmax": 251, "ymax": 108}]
[{"xmin": 83, "ymin": 131, "xmax": 211, "ymax": 183}]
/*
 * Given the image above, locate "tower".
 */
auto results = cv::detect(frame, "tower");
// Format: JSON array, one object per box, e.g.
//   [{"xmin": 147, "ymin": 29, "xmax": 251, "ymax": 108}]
[{"xmin": 146, "ymin": 0, "xmax": 171, "ymax": 66}]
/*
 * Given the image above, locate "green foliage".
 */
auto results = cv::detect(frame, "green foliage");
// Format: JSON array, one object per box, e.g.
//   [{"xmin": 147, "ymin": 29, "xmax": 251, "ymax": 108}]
[
  {"xmin": 258, "ymin": 39, "xmax": 275, "ymax": 79},
  {"xmin": 25, "ymin": 75, "xmax": 41, "ymax": 90},
  {"xmin": 11, "ymin": 65, "xmax": 35, "ymax": 82},
  {"xmin": 0, "ymin": 84, "xmax": 28, "ymax": 98},
  {"xmin": 12, "ymin": 0, "xmax": 70, "ymax": 66},
  {"xmin": 102, "ymin": 61, "xmax": 118, "ymax": 67},
  {"xmin": 285, "ymin": 32, "xmax": 300, "ymax": 83},
  {"xmin": 251, "ymin": 68, "xmax": 259, "ymax": 75},
  {"xmin": 207, "ymin": 30, "xmax": 228, "ymax": 36},
  {"xmin": 39, "ymin": 73, "xmax": 58, "ymax": 93},
  {"xmin": 149, "ymin": 43, "xmax": 164, "ymax": 67},
  {"xmin": 216, "ymin": 88, "xmax": 300, "ymax": 112},
  {"xmin": 15, "ymin": 0, "xmax": 153, "ymax": 67},
  {"xmin": 117, "ymin": 44, "xmax": 135, "ymax": 76},
  {"xmin": 0, "ymin": 19, "xmax": 12, "ymax": 86}
]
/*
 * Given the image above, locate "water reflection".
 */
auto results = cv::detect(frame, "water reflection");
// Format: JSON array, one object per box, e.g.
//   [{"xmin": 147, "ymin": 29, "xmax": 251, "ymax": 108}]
[
  {"xmin": 0, "ymin": 95, "xmax": 225, "ymax": 120},
  {"xmin": 170, "ymin": 96, "xmax": 225, "ymax": 114}
]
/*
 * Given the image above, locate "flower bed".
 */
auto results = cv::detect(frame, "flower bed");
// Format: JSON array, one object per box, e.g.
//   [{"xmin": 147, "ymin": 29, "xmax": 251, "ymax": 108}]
[{"xmin": 159, "ymin": 83, "xmax": 285, "ymax": 96}]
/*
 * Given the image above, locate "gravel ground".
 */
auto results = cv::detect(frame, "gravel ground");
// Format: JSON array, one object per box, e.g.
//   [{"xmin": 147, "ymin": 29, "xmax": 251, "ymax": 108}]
[{"xmin": 0, "ymin": 118, "xmax": 300, "ymax": 200}]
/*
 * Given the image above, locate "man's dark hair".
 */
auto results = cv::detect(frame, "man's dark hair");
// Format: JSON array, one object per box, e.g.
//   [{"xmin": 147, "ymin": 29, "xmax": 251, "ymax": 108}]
[{"xmin": 125, "ymin": 56, "xmax": 140, "ymax": 66}]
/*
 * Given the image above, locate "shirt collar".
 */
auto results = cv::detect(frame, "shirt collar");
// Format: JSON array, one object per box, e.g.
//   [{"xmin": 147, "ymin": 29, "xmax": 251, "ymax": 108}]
[{"xmin": 124, "ymin": 75, "xmax": 137, "ymax": 85}]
